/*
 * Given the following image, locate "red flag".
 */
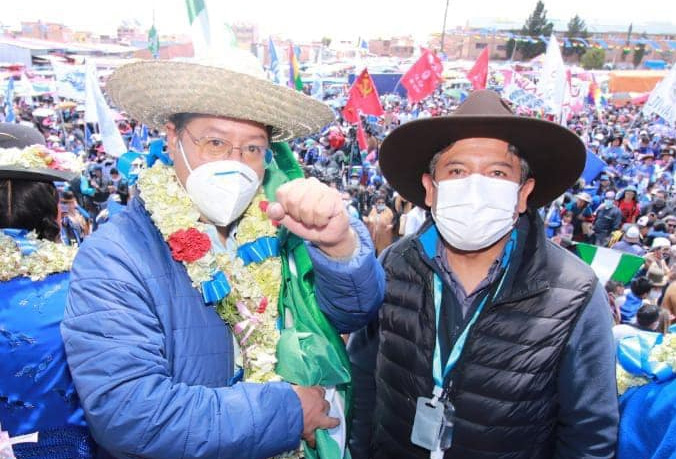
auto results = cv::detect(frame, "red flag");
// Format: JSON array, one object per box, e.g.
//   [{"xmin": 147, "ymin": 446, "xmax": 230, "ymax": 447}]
[
  {"xmin": 356, "ymin": 119, "xmax": 368, "ymax": 151},
  {"xmin": 466, "ymin": 47, "xmax": 489, "ymax": 90},
  {"xmin": 342, "ymin": 68, "xmax": 383, "ymax": 123},
  {"xmin": 401, "ymin": 49, "xmax": 443, "ymax": 104}
]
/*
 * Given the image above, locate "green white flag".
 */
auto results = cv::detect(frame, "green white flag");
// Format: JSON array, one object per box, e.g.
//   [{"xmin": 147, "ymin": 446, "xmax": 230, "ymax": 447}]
[
  {"xmin": 185, "ymin": 0, "xmax": 210, "ymax": 58},
  {"xmin": 576, "ymin": 243, "xmax": 644, "ymax": 285},
  {"xmin": 147, "ymin": 24, "xmax": 159, "ymax": 58}
]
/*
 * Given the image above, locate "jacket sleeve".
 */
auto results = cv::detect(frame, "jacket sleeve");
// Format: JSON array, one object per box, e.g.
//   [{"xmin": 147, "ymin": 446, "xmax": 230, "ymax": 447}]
[
  {"xmin": 305, "ymin": 217, "xmax": 385, "ymax": 333},
  {"xmin": 346, "ymin": 318, "xmax": 380, "ymax": 459},
  {"xmin": 555, "ymin": 284, "xmax": 619, "ymax": 459},
  {"xmin": 61, "ymin": 238, "xmax": 302, "ymax": 459}
]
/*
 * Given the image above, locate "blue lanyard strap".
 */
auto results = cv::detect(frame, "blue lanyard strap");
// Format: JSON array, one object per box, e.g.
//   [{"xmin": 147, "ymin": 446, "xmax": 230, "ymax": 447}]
[{"xmin": 432, "ymin": 230, "xmax": 517, "ymax": 389}]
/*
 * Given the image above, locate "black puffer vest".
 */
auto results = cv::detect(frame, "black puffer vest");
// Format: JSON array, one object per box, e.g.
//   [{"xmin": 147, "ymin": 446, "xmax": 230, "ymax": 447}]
[{"xmin": 371, "ymin": 213, "xmax": 597, "ymax": 458}]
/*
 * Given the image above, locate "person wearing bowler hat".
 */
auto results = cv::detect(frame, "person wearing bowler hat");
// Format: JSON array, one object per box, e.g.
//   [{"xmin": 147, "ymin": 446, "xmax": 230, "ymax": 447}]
[
  {"xmin": 348, "ymin": 90, "xmax": 618, "ymax": 458},
  {"xmin": 0, "ymin": 123, "xmax": 95, "ymax": 458}
]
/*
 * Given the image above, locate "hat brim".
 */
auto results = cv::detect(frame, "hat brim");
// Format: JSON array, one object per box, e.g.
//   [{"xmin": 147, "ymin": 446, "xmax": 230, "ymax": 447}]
[
  {"xmin": 105, "ymin": 61, "xmax": 335, "ymax": 142},
  {"xmin": 0, "ymin": 166, "xmax": 77, "ymax": 182},
  {"xmin": 379, "ymin": 114, "xmax": 586, "ymax": 209}
]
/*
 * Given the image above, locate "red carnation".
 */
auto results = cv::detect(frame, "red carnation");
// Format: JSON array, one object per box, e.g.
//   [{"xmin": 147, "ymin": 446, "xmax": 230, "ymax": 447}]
[
  {"xmin": 257, "ymin": 297, "xmax": 269, "ymax": 314},
  {"xmin": 258, "ymin": 200, "xmax": 269, "ymax": 212},
  {"xmin": 167, "ymin": 228, "xmax": 211, "ymax": 263}
]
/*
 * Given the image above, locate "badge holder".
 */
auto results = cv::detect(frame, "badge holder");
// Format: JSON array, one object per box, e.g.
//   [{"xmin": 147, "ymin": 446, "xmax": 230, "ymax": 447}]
[{"xmin": 411, "ymin": 386, "xmax": 456, "ymax": 458}]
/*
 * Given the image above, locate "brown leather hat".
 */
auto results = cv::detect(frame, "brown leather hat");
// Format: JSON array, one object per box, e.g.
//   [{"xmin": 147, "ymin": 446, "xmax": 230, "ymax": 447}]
[{"xmin": 379, "ymin": 90, "xmax": 586, "ymax": 209}]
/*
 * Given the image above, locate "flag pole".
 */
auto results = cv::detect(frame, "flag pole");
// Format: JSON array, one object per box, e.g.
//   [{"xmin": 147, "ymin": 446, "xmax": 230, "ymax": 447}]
[{"xmin": 440, "ymin": 0, "xmax": 450, "ymax": 55}]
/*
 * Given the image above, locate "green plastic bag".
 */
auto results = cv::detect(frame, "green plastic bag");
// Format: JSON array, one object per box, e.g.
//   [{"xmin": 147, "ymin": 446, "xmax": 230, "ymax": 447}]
[{"xmin": 264, "ymin": 143, "xmax": 352, "ymax": 459}]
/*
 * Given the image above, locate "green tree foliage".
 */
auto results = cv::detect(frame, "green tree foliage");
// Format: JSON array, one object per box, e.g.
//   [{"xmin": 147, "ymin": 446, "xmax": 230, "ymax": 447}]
[
  {"xmin": 633, "ymin": 33, "xmax": 648, "ymax": 68},
  {"xmin": 563, "ymin": 14, "xmax": 589, "ymax": 59},
  {"xmin": 517, "ymin": 1, "xmax": 554, "ymax": 60},
  {"xmin": 581, "ymin": 48, "xmax": 606, "ymax": 69},
  {"xmin": 621, "ymin": 23, "xmax": 633, "ymax": 61}
]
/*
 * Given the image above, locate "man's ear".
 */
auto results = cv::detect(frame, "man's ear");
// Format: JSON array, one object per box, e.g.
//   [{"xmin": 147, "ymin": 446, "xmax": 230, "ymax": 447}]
[
  {"xmin": 517, "ymin": 178, "xmax": 535, "ymax": 214},
  {"xmin": 165, "ymin": 122, "xmax": 177, "ymax": 162},
  {"xmin": 422, "ymin": 173, "xmax": 436, "ymax": 208}
]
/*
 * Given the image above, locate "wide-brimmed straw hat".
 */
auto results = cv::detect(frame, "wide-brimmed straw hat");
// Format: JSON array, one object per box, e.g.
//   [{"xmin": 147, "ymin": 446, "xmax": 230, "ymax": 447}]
[
  {"xmin": 0, "ymin": 123, "xmax": 78, "ymax": 182},
  {"xmin": 105, "ymin": 51, "xmax": 335, "ymax": 142},
  {"xmin": 379, "ymin": 90, "xmax": 586, "ymax": 209}
]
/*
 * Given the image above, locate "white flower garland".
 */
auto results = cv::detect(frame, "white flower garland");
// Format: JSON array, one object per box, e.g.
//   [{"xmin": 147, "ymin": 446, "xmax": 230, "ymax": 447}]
[
  {"xmin": 137, "ymin": 162, "xmax": 283, "ymax": 382},
  {"xmin": 0, "ymin": 232, "xmax": 77, "ymax": 281}
]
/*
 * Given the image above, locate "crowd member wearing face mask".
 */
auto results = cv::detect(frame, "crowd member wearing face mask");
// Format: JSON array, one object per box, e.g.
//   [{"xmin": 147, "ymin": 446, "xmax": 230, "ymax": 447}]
[
  {"xmin": 364, "ymin": 195, "xmax": 394, "ymax": 256},
  {"xmin": 61, "ymin": 55, "xmax": 384, "ymax": 459},
  {"xmin": 348, "ymin": 90, "xmax": 617, "ymax": 459},
  {"xmin": 592, "ymin": 190, "xmax": 623, "ymax": 247}
]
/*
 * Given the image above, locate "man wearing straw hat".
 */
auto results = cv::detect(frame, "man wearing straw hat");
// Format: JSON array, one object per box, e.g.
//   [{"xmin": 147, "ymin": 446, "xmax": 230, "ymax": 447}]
[
  {"xmin": 348, "ymin": 90, "xmax": 618, "ymax": 458},
  {"xmin": 61, "ymin": 53, "xmax": 384, "ymax": 458}
]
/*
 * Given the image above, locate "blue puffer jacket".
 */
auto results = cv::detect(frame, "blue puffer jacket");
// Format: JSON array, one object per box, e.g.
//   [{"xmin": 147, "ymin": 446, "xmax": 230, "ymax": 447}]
[{"xmin": 61, "ymin": 198, "xmax": 384, "ymax": 459}]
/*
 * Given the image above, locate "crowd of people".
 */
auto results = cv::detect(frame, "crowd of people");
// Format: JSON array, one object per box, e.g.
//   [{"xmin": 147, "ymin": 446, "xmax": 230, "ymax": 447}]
[{"xmin": 0, "ymin": 51, "xmax": 675, "ymax": 459}]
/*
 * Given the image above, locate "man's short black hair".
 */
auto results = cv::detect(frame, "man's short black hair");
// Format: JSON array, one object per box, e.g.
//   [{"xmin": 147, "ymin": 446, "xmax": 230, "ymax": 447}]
[
  {"xmin": 630, "ymin": 277, "xmax": 653, "ymax": 297},
  {"xmin": 636, "ymin": 303, "xmax": 660, "ymax": 328}
]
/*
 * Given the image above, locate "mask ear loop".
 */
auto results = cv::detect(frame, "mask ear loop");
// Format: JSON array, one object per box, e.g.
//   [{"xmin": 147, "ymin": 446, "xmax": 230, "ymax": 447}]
[{"xmin": 177, "ymin": 139, "xmax": 194, "ymax": 174}]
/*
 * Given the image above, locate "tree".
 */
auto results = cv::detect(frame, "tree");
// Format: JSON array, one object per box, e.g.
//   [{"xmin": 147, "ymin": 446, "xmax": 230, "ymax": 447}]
[
  {"xmin": 516, "ymin": 1, "xmax": 554, "ymax": 60},
  {"xmin": 581, "ymin": 48, "xmax": 606, "ymax": 70},
  {"xmin": 633, "ymin": 32, "xmax": 648, "ymax": 68},
  {"xmin": 563, "ymin": 14, "xmax": 589, "ymax": 59},
  {"xmin": 621, "ymin": 23, "xmax": 632, "ymax": 62}
]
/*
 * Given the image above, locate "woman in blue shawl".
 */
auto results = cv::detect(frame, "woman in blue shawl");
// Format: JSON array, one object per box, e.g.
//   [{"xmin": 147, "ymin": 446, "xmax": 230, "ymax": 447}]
[{"xmin": 0, "ymin": 123, "xmax": 95, "ymax": 458}]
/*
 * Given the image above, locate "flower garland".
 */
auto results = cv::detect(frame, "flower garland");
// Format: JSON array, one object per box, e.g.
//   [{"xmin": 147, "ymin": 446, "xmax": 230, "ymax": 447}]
[
  {"xmin": 617, "ymin": 334, "xmax": 676, "ymax": 395},
  {"xmin": 0, "ymin": 144, "xmax": 83, "ymax": 172},
  {"xmin": 137, "ymin": 162, "xmax": 283, "ymax": 382},
  {"xmin": 0, "ymin": 232, "xmax": 77, "ymax": 282}
]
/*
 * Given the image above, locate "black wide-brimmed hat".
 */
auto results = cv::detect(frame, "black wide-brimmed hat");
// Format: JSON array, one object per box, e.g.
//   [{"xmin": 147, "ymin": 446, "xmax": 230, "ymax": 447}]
[
  {"xmin": 379, "ymin": 90, "xmax": 586, "ymax": 209},
  {"xmin": 0, "ymin": 123, "xmax": 78, "ymax": 182}
]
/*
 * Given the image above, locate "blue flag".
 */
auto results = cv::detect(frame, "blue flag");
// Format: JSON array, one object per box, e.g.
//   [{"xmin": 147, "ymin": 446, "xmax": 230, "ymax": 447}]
[
  {"xmin": 84, "ymin": 123, "xmax": 93, "ymax": 148},
  {"xmin": 129, "ymin": 129, "xmax": 143, "ymax": 152},
  {"xmin": 268, "ymin": 37, "xmax": 280, "ymax": 84},
  {"xmin": 4, "ymin": 78, "xmax": 15, "ymax": 123},
  {"xmin": 581, "ymin": 149, "xmax": 608, "ymax": 184},
  {"xmin": 140, "ymin": 124, "xmax": 149, "ymax": 143}
]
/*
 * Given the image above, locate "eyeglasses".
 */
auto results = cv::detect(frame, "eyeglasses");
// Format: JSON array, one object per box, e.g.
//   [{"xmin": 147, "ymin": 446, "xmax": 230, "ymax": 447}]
[{"xmin": 182, "ymin": 126, "xmax": 271, "ymax": 164}]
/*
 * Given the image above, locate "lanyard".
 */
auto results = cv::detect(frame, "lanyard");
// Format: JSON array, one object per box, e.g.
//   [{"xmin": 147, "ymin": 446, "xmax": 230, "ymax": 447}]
[{"xmin": 432, "ymin": 230, "xmax": 517, "ymax": 391}]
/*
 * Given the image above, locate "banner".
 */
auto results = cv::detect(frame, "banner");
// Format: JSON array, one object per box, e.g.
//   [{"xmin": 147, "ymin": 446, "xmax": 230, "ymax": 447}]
[
  {"xmin": 52, "ymin": 63, "xmax": 86, "ymax": 102},
  {"xmin": 643, "ymin": 65, "xmax": 676, "ymax": 127},
  {"xmin": 400, "ymin": 49, "xmax": 443, "ymax": 104}
]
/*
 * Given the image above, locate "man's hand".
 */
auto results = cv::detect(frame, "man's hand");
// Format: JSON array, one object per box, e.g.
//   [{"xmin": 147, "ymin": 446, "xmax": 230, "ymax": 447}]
[
  {"xmin": 267, "ymin": 178, "xmax": 357, "ymax": 258},
  {"xmin": 292, "ymin": 385, "xmax": 340, "ymax": 448}
]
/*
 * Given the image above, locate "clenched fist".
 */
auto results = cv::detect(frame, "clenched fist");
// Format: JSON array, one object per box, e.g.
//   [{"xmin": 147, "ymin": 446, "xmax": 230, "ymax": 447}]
[{"xmin": 266, "ymin": 177, "xmax": 357, "ymax": 258}]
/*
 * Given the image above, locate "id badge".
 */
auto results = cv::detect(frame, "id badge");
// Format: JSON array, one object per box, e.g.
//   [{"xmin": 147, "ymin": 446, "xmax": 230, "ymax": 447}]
[{"xmin": 411, "ymin": 396, "xmax": 444, "ymax": 451}]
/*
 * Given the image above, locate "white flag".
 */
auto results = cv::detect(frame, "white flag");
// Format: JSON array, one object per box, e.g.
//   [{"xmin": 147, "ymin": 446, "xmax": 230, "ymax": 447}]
[
  {"xmin": 536, "ymin": 35, "xmax": 567, "ymax": 120},
  {"xmin": 643, "ymin": 65, "xmax": 676, "ymax": 127},
  {"xmin": 84, "ymin": 61, "xmax": 126, "ymax": 158}
]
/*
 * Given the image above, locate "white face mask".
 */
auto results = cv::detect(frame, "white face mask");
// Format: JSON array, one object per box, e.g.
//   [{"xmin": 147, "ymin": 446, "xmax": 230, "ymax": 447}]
[
  {"xmin": 432, "ymin": 174, "xmax": 520, "ymax": 251},
  {"xmin": 179, "ymin": 141, "xmax": 261, "ymax": 227}
]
